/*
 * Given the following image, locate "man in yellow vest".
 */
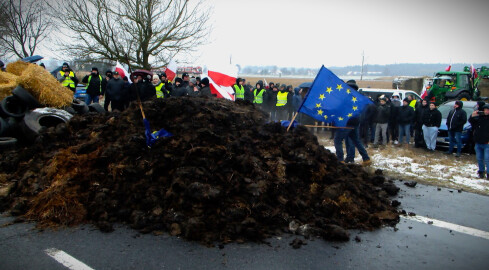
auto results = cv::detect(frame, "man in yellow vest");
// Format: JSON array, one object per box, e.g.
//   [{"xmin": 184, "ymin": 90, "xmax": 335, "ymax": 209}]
[
  {"xmin": 57, "ymin": 62, "xmax": 78, "ymax": 92},
  {"xmin": 253, "ymin": 80, "xmax": 266, "ymax": 110},
  {"xmin": 275, "ymin": 84, "xmax": 292, "ymax": 121},
  {"xmin": 233, "ymin": 78, "xmax": 245, "ymax": 100},
  {"xmin": 153, "ymin": 74, "xmax": 169, "ymax": 98},
  {"xmin": 81, "ymin": 67, "xmax": 103, "ymax": 105}
]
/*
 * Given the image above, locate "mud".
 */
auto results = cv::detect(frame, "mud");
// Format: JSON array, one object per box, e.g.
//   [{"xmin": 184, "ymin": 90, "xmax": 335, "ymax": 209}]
[{"xmin": 0, "ymin": 97, "xmax": 399, "ymax": 245}]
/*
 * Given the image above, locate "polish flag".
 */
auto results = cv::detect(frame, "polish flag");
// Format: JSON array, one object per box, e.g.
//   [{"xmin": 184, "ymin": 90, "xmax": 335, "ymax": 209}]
[
  {"xmin": 203, "ymin": 65, "xmax": 237, "ymax": 101},
  {"xmin": 165, "ymin": 59, "xmax": 178, "ymax": 82},
  {"xmin": 471, "ymin": 64, "xmax": 478, "ymax": 79},
  {"xmin": 420, "ymin": 83, "xmax": 428, "ymax": 99},
  {"xmin": 445, "ymin": 64, "xmax": 451, "ymax": 72},
  {"xmin": 115, "ymin": 61, "xmax": 131, "ymax": 83}
]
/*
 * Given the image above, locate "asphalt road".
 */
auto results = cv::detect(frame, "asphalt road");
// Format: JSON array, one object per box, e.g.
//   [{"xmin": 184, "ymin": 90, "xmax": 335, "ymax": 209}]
[{"xmin": 1, "ymin": 181, "xmax": 488, "ymax": 270}]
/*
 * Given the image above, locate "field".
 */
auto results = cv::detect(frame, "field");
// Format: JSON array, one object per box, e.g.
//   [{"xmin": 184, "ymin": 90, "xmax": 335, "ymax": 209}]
[{"xmin": 242, "ymin": 76, "xmax": 394, "ymax": 89}]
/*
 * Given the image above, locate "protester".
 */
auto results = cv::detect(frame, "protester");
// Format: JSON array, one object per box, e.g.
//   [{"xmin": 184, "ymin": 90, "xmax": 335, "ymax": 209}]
[
  {"xmin": 389, "ymin": 92, "xmax": 401, "ymax": 145},
  {"xmin": 233, "ymin": 78, "xmax": 245, "ymax": 100},
  {"xmin": 153, "ymin": 74, "xmax": 168, "ymax": 98},
  {"xmin": 171, "ymin": 77, "xmax": 187, "ymax": 97},
  {"xmin": 266, "ymin": 85, "xmax": 279, "ymax": 121},
  {"xmin": 82, "ymin": 67, "xmax": 104, "ymax": 105},
  {"xmin": 187, "ymin": 77, "xmax": 200, "ymax": 97},
  {"xmin": 159, "ymin": 72, "xmax": 173, "ymax": 95},
  {"xmin": 181, "ymin": 72, "xmax": 190, "ymax": 88},
  {"xmin": 200, "ymin": 77, "xmax": 212, "ymax": 97},
  {"xmin": 275, "ymin": 84, "xmax": 292, "ymax": 121},
  {"xmin": 129, "ymin": 74, "xmax": 156, "ymax": 102},
  {"xmin": 397, "ymin": 98, "xmax": 415, "ymax": 147},
  {"xmin": 422, "ymin": 102, "xmax": 442, "ymax": 152},
  {"xmin": 414, "ymin": 99, "xmax": 429, "ymax": 148},
  {"xmin": 373, "ymin": 97, "xmax": 390, "ymax": 148},
  {"xmin": 469, "ymin": 104, "xmax": 489, "ymax": 179},
  {"xmin": 253, "ymin": 80, "xmax": 266, "ymax": 110},
  {"xmin": 57, "ymin": 62, "xmax": 78, "ymax": 92},
  {"xmin": 335, "ymin": 81, "xmax": 371, "ymax": 166},
  {"xmin": 103, "ymin": 70, "xmax": 113, "ymax": 110},
  {"xmin": 243, "ymin": 79, "xmax": 254, "ymax": 102},
  {"xmin": 445, "ymin": 100, "xmax": 467, "ymax": 157},
  {"xmin": 105, "ymin": 71, "xmax": 127, "ymax": 111}
]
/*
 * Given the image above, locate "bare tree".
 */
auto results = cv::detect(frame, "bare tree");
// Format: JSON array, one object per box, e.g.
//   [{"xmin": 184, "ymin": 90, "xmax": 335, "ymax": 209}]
[
  {"xmin": 60, "ymin": 0, "xmax": 211, "ymax": 70},
  {"xmin": 0, "ymin": 0, "xmax": 53, "ymax": 58}
]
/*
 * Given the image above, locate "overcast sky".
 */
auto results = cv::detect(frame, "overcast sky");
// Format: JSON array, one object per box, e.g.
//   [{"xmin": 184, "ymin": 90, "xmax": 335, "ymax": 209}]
[{"xmin": 195, "ymin": 0, "xmax": 489, "ymax": 68}]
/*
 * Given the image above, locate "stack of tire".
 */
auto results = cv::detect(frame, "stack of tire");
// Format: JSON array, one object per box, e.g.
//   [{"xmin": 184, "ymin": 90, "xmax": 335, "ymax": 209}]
[{"xmin": 0, "ymin": 86, "xmax": 105, "ymax": 150}]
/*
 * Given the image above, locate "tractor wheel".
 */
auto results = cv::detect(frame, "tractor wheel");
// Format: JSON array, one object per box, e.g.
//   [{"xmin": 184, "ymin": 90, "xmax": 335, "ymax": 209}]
[{"xmin": 457, "ymin": 92, "xmax": 471, "ymax": 101}]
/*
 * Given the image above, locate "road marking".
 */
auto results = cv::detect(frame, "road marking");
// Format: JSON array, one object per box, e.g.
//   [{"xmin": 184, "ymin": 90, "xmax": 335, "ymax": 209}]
[
  {"xmin": 45, "ymin": 248, "xmax": 94, "ymax": 270},
  {"xmin": 402, "ymin": 215, "xmax": 489, "ymax": 240}
]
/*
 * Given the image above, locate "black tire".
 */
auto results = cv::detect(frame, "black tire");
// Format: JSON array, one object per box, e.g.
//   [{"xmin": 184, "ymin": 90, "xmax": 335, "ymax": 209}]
[
  {"xmin": 0, "ymin": 137, "xmax": 17, "ymax": 150},
  {"xmin": 457, "ymin": 92, "xmax": 471, "ymax": 101},
  {"xmin": 0, "ymin": 96, "xmax": 28, "ymax": 119},
  {"xmin": 88, "ymin": 103, "xmax": 106, "ymax": 113},
  {"xmin": 0, "ymin": 117, "xmax": 8, "ymax": 136},
  {"xmin": 63, "ymin": 106, "xmax": 76, "ymax": 115},
  {"xmin": 22, "ymin": 108, "xmax": 73, "ymax": 142},
  {"xmin": 12, "ymin": 86, "xmax": 41, "ymax": 109},
  {"xmin": 71, "ymin": 99, "xmax": 89, "ymax": 114}
]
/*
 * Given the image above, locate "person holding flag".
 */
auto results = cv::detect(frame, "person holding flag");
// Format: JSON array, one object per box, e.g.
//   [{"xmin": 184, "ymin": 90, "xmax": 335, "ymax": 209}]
[{"xmin": 295, "ymin": 66, "xmax": 372, "ymax": 165}]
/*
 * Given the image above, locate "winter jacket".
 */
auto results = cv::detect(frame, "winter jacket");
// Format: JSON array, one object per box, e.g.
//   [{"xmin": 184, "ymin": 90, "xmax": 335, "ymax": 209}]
[
  {"xmin": 292, "ymin": 87, "xmax": 302, "ymax": 112},
  {"xmin": 171, "ymin": 85, "xmax": 188, "ymax": 97},
  {"xmin": 106, "ymin": 77, "xmax": 126, "ymax": 102},
  {"xmin": 397, "ymin": 105, "xmax": 415, "ymax": 125},
  {"xmin": 374, "ymin": 104, "xmax": 390, "ymax": 124},
  {"xmin": 469, "ymin": 114, "xmax": 489, "ymax": 144},
  {"xmin": 361, "ymin": 103, "xmax": 377, "ymax": 124},
  {"xmin": 422, "ymin": 108, "xmax": 442, "ymax": 127},
  {"xmin": 447, "ymin": 107, "xmax": 467, "ymax": 132},
  {"xmin": 200, "ymin": 86, "xmax": 212, "ymax": 97},
  {"xmin": 415, "ymin": 104, "xmax": 429, "ymax": 127},
  {"xmin": 82, "ymin": 74, "xmax": 105, "ymax": 96},
  {"xmin": 129, "ymin": 81, "xmax": 156, "ymax": 101},
  {"xmin": 389, "ymin": 99, "xmax": 401, "ymax": 124}
]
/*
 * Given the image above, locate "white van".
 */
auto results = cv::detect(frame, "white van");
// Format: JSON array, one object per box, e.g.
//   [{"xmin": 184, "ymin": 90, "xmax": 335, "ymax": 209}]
[{"xmin": 358, "ymin": 88, "xmax": 422, "ymax": 102}]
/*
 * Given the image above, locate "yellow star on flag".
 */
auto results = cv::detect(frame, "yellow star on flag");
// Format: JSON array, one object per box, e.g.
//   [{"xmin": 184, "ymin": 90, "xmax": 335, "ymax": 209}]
[
  {"xmin": 352, "ymin": 97, "xmax": 357, "ymax": 103},
  {"xmin": 347, "ymin": 89, "xmax": 351, "ymax": 94},
  {"xmin": 326, "ymin": 87, "xmax": 333, "ymax": 94},
  {"xmin": 319, "ymin": 94, "xmax": 325, "ymax": 100},
  {"xmin": 353, "ymin": 106, "xmax": 358, "ymax": 111},
  {"xmin": 338, "ymin": 117, "xmax": 344, "ymax": 121},
  {"xmin": 348, "ymin": 113, "xmax": 353, "ymax": 117},
  {"xmin": 336, "ymin": 84, "xmax": 343, "ymax": 91},
  {"xmin": 316, "ymin": 103, "xmax": 321, "ymax": 108},
  {"xmin": 324, "ymin": 115, "xmax": 328, "ymax": 120},
  {"xmin": 317, "ymin": 109, "xmax": 323, "ymax": 115}
]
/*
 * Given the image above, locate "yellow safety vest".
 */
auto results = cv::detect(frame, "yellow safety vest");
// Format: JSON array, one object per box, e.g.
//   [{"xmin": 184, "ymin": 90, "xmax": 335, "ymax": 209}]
[
  {"xmin": 59, "ymin": 70, "xmax": 75, "ymax": 89},
  {"xmin": 234, "ymin": 84, "xmax": 245, "ymax": 99},
  {"xmin": 155, "ymin": 83, "xmax": 165, "ymax": 98},
  {"xmin": 276, "ymin": 91, "xmax": 288, "ymax": 107},
  {"xmin": 409, "ymin": 100, "xmax": 416, "ymax": 111},
  {"xmin": 253, "ymin": 89, "xmax": 265, "ymax": 104},
  {"xmin": 86, "ymin": 75, "xmax": 102, "ymax": 92}
]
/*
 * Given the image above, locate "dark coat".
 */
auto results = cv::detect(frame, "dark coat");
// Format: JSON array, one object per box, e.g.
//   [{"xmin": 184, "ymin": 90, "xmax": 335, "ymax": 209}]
[
  {"xmin": 82, "ymin": 74, "xmax": 105, "ymax": 96},
  {"xmin": 374, "ymin": 104, "xmax": 390, "ymax": 124},
  {"xmin": 171, "ymin": 84, "xmax": 188, "ymax": 97},
  {"xmin": 415, "ymin": 104, "xmax": 429, "ymax": 127},
  {"xmin": 469, "ymin": 114, "xmax": 489, "ymax": 144},
  {"xmin": 200, "ymin": 86, "xmax": 212, "ymax": 97},
  {"xmin": 129, "ymin": 81, "xmax": 156, "ymax": 101},
  {"xmin": 447, "ymin": 107, "xmax": 467, "ymax": 132},
  {"xmin": 422, "ymin": 108, "xmax": 442, "ymax": 127},
  {"xmin": 106, "ymin": 78, "xmax": 126, "ymax": 102},
  {"xmin": 397, "ymin": 105, "xmax": 415, "ymax": 125}
]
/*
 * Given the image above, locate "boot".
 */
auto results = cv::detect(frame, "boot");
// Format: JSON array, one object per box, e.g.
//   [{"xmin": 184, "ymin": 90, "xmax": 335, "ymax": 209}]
[
  {"xmin": 478, "ymin": 171, "xmax": 485, "ymax": 179},
  {"xmin": 362, "ymin": 159, "xmax": 372, "ymax": 166}
]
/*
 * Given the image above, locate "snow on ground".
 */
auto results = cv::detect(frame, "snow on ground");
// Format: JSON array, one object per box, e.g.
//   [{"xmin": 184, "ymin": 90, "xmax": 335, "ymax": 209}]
[{"xmin": 322, "ymin": 142, "xmax": 489, "ymax": 195}]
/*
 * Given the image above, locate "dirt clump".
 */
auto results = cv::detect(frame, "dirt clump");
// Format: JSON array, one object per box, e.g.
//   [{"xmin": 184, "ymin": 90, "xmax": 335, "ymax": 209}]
[{"xmin": 0, "ymin": 97, "xmax": 399, "ymax": 245}]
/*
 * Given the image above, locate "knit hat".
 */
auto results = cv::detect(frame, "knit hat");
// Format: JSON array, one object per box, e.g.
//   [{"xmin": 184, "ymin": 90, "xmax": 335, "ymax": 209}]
[
  {"xmin": 153, "ymin": 74, "xmax": 159, "ymax": 81},
  {"xmin": 190, "ymin": 78, "xmax": 197, "ymax": 85},
  {"xmin": 175, "ymin": 77, "xmax": 183, "ymax": 84},
  {"xmin": 403, "ymin": 98, "xmax": 409, "ymax": 103},
  {"xmin": 62, "ymin": 62, "xmax": 69, "ymax": 68},
  {"xmin": 455, "ymin": 100, "xmax": 463, "ymax": 108},
  {"xmin": 483, "ymin": 104, "xmax": 489, "ymax": 110},
  {"xmin": 201, "ymin": 77, "xmax": 209, "ymax": 87}
]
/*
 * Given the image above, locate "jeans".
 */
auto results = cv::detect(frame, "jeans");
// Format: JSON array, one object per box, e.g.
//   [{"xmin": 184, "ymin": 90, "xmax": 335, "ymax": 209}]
[
  {"xmin": 398, "ymin": 124, "xmax": 411, "ymax": 144},
  {"xmin": 85, "ymin": 94, "xmax": 99, "ymax": 105},
  {"xmin": 448, "ymin": 131, "xmax": 462, "ymax": 155},
  {"xmin": 334, "ymin": 125, "xmax": 369, "ymax": 162},
  {"xmin": 475, "ymin": 143, "xmax": 489, "ymax": 173},
  {"xmin": 422, "ymin": 125, "xmax": 438, "ymax": 150},
  {"xmin": 374, "ymin": 123, "xmax": 388, "ymax": 145}
]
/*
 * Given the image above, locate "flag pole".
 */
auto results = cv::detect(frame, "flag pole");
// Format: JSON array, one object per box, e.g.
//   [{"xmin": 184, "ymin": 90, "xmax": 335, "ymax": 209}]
[{"xmin": 286, "ymin": 112, "xmax": 299, "ymax": 132}]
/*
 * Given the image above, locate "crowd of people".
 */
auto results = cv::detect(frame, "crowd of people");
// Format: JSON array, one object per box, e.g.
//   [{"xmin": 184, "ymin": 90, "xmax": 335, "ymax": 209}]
[{"xmin": 54, "ymin": 63, "xmax": 489, "ymax": 180}]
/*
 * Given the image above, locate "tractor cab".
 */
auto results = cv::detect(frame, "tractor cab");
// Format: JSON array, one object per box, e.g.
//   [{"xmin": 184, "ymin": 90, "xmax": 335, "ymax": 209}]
[{"xmin": 427, "ymin": 71, "xmax": 473, "ymax": 105}]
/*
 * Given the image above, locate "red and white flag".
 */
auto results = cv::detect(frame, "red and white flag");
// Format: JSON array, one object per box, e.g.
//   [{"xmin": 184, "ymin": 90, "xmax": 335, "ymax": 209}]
[
  {"xmin": 445, "ymin": 64, "xmax": 451, "ymax": 72},
  {"xmin": 471, "ymin": 64, "xmax": 478, "ymax": 79},
  {"xmin": 420, "ymin": 83, "xmax": 428, "ymax": 99},
  {"xmin": 165, "ymin": 59, "xmax": 178, "ymax": 82},
  {"xmin": 115, "ymin": 61, "xmax": 131, "ymax": 83},
  {"xmin": 203, "ymin": 65, "xmax": 237, "ymax": 101}
]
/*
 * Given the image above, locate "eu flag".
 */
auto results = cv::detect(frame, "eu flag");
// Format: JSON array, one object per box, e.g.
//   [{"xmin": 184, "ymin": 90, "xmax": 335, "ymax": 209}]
[{"xmin": 298, "ymin": 66, "xmax": 372, "ymax": 127}]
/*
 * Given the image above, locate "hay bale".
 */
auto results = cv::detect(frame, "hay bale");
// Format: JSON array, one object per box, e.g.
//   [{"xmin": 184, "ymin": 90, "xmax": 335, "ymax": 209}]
[
  {"xmin": 6, "ymin": 61, "xmax": 30, "ymax": 76},
  {"xmin": 0, "ymin": 71, "xmax": 19, "ymax": 100},
  {"xmin": 15, "ymin": 62, "xmax": 72, "ymax": 108}
]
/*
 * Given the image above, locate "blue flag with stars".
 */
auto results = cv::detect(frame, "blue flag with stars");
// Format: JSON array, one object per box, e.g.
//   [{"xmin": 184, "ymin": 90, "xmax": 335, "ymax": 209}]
[{"xmin": 298, "ymin": 65, "xmax": 372, "ymax": 127}]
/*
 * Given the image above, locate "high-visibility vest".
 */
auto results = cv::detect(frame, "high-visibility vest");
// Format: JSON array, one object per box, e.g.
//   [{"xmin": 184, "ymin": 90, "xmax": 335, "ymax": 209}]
[
  {"xmin": 409, "ymin": 100, "xmax": 416, "ymax": 111},
  {"xmin": 86, "ymin": 75, "xmax": 102, "ymax": 92},
  {"xmin": 253, "ymin": 89, "xmax": 265, "ymax": 104},
  {"xmin": 59, "ymin": 71, "xmax": 75, "ymax": 88},
  {"xmin": 234, "ymin": 84, "xmax": 245, "ymax": 99},
  {"xmin": 155, "ymin": 83, "xmax": 165, "ymax": 98},
  {"xmin": 276, "ymin": 91, "xmax": 288, "ymax": 106}
]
